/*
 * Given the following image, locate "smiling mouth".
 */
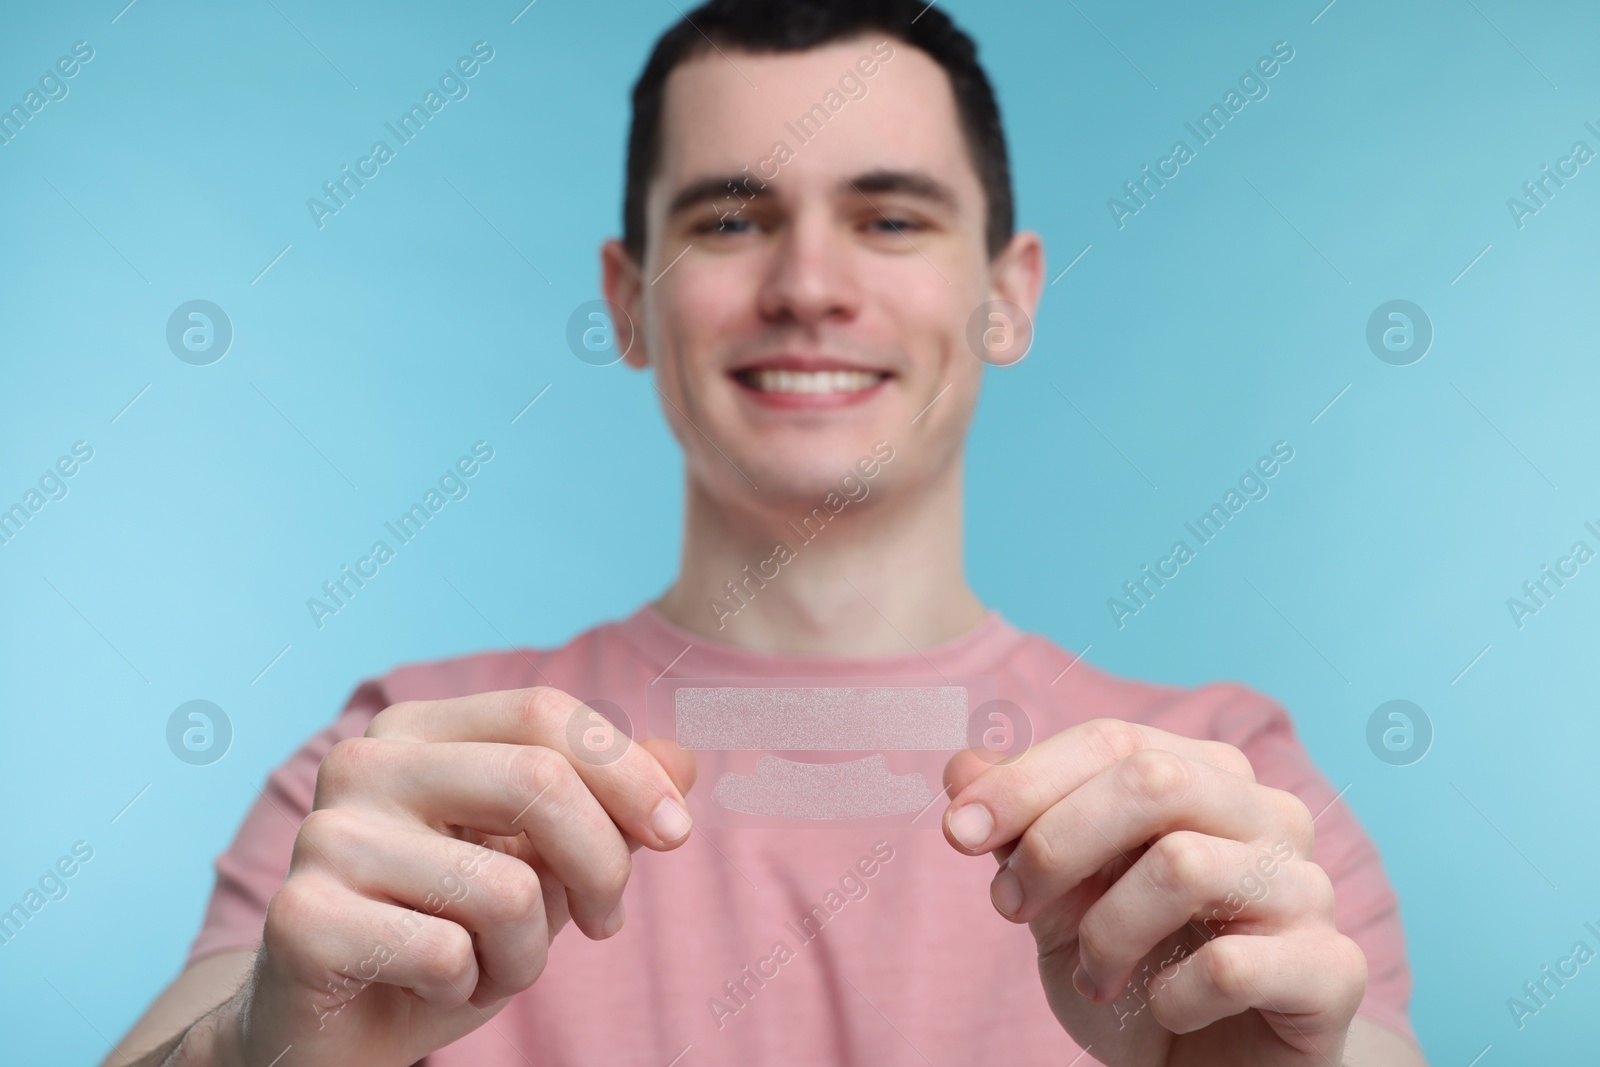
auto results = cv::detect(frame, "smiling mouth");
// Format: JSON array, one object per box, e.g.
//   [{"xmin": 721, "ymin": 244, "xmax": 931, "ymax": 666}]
[{"xmin": 732, "ymin": 368, "xmax": 892, "ymax": 395}]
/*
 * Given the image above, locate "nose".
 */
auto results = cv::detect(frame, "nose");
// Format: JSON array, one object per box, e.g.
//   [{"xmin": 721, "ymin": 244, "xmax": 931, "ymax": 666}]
[{"xmin": 755, "ymin": 209, "xmax": 860, "ymax": 329}]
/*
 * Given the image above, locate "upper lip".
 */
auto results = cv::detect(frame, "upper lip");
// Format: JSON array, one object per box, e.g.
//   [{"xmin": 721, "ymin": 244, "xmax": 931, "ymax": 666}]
[{"xmin": 729, "ymin": 354, "xmax": 893, "ymax": 375}]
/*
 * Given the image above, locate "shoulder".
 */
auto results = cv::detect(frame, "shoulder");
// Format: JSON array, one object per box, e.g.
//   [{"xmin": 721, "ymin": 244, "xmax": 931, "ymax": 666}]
[
  {"xmin": 1002, "ymin": 627, "xmax": 1292, "ymax": 750},
  {"xmin": 342, "ymin": 613, "xmax": 638, "ymax": 722}
]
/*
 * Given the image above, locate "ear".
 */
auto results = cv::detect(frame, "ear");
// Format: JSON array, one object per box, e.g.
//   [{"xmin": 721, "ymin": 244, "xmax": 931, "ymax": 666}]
[
  {"xmin": 987, "ymin": 228, "xmax": 1045, "ymax": 339},
  {"xmin": 601, "ymin": 238, "xmax": 650, "ymax": 369}
]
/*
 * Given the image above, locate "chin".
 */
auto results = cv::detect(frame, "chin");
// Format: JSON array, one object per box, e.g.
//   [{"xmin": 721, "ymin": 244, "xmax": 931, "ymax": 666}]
[{"xmin": 730, "ymin": 435, "xmax": 900, "ymax": 513}]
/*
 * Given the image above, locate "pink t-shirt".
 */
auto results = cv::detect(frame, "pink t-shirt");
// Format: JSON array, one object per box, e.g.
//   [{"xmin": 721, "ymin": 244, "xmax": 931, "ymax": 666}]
[{"xmin": 187, "ymin": 605, "xmax": 1417, "ymax": 1064}]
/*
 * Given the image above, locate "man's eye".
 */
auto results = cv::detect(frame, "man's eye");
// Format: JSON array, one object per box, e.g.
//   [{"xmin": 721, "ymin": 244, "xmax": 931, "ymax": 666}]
[
  {"xmin": 694, "ymin": 214, "xmax": 755, "ymax": 235},
  {"xmin": 868, "ymin": 217, "xmax": 920, "ymax": 235}
]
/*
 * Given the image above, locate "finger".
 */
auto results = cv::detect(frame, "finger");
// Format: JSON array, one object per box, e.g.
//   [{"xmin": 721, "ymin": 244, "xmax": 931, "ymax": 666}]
[
  {"xmin": 992, "ymin": 754, "xmax": 1310, "ymax": 924},
  {"xmin": 617, "ymin": 738, "xmax": 696, "ymax": 861},
  {"xmin": 942, "ymin": 746, "xmax": 992, "ymax": 801},
  {"xmin": 294, "ymin": 808, "xmax": 552, "ymax": 1003},
  {"xmin": 1072, "ymin": 833, "xmax": 1331, "ymax": 1000},
  {"xmin": 1140, "ymin": 930, "xmax": 1366, "ymax": 1046},
  {"xmin": 943, "ymin": 718, "xmax": 1255, "ymax": 855},
  {"xmin": 362, "ymin": 687, "xmax": 695, "ymax": 850},
  {"xmin": 638, "ymin": 735, "xmax": 698, "ymax": 799},
  {"xmin": 318, "ymin": 739, "xmax": 635, "ymax": 938},
  {"xmin": 264, "ymin": 872, "xmax": 484, "ymax": 1013}
]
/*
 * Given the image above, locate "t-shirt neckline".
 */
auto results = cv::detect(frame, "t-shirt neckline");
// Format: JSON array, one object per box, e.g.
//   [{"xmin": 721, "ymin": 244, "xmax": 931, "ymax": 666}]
[{"xmin": 613, "ymin": 600, "xmax": 1026, "ymax": 680}]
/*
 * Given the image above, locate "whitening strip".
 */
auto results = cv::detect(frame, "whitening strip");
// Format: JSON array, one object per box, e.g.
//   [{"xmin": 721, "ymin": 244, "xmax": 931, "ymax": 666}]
[
  {"xmin": 712, "ymin": 754, "xmax": 933, "ymax": 819},
  {"xmin": 674, "ymin": 685, "xmax": 969, "ymax": 751}
]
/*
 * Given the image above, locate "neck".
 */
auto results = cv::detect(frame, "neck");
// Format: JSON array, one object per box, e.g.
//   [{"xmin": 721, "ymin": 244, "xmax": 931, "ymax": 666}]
[{"xmin": 654, "ymin": 460, "xmax": 987, "ymax": 656}]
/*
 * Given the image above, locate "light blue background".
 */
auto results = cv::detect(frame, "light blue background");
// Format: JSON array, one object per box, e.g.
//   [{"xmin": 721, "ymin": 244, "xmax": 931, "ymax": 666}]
[{"xmin": 2, "ymin": 0, "xmax": 1596, "ymax": 1062}]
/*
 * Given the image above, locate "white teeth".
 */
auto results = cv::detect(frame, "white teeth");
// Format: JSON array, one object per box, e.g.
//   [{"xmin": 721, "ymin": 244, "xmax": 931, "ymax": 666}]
[{"xmin": 750, "ymin": 370, "xmax": 882, "ymax": 394}]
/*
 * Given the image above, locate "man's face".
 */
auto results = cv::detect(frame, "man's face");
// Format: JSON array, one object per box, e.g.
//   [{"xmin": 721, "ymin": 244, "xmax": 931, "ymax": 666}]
[{"xmin": 604, "ymin": 35, "xmax": 1041, "ymax": 511}]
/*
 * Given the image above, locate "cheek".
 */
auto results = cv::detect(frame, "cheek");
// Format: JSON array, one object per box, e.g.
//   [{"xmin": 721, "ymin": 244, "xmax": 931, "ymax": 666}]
[
  {"xmin": 867, "ymin": 251, "xmax": 985, "ymax": 348},
  {"xmin": 902, "ymin": 300, "xmax": 981, "ymax": 388},
  {"xmin": 646, "ymin": 267, "xmax": 751, "ymax": 409},
  {"xmin": 867, "ymin": 272, "xmax": 955, "ymax": 350},
  {"xmin": 657, "ymin": 260, "xmax": 752, "ymax": 351}
]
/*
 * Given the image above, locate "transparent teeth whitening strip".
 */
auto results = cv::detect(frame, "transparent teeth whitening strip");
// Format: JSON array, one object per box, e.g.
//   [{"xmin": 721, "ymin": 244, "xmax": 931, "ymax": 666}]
[
  {"xmin": 674, "ymin": 685, "xmax": 969, "ymax": 750},
  {"xmin": 672, "ymin": 684, "xmax": 970, "ymax": 821}
]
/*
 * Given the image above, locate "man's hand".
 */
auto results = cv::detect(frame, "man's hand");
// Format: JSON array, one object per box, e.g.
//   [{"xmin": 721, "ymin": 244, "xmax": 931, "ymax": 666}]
[
  {"xmin": 941, "ymin": 717, "xmax": 1366, "ymax": 1067},
  {"xmin": 209, "ymin": 686, "xmax": 696, "ymax": 1067}
]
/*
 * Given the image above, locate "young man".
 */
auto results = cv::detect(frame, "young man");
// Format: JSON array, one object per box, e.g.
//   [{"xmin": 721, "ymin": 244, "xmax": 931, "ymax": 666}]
[{"xmin": 112, "ymin": 2, "xmax": 1427, "ymax": 1064}]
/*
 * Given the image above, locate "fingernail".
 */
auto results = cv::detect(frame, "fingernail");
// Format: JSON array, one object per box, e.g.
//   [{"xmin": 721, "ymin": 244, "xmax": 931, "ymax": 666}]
[
  {"xmin": 603, "ymin": 899, "xmax": 626, "ymax": 937},
  {"xmin": 651, "ymin": 796, "xmax": 693, "ymax": 843},
  {"xmin": 947, "ymin": 804, "xmax": 994, "ymax": 850},
  {"xmin": 990, "ymin": 866, "xmax": 1023, "ymax": 917},
  {"xmin": 1072, "ymin": 962, "xmax": 1097, "ymax": 1001}
]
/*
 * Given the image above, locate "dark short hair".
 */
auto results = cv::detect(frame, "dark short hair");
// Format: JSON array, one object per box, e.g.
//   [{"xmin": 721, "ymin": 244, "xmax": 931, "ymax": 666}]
[{"xmin": 622, "ymin": 0, "xmax": 1014, "ymax": 263}]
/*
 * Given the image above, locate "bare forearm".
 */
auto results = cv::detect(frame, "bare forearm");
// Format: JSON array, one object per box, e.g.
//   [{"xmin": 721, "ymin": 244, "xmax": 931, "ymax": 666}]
[
  {"xmin": 124, "ymin": 994, "xmax": 245, "ymax": 1067},
  {"xmin": 1344, "ymin": 1016, "xmax": 1430, "ymax": 1066}
]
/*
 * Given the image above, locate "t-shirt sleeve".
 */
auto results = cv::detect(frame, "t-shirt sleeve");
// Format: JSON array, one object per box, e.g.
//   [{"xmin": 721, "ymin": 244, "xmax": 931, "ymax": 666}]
[
  {"xmin": 1208, "ymin": 683, "xmax": 1418, "ymax": 1049},
  {"xmin": 184, "ymin": 680, "xmax": 390, "ymax": 967}
]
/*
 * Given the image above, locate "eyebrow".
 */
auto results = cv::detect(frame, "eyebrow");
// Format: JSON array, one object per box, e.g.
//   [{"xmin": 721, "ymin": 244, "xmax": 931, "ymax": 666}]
[
  {"xmin": 664, "ymin": 168, "xmax": 961, "ymax": 218},
  {"xmin": 665, "ymin": 174, "xmax": 766, "ymax": 217},
  {"xmin": 844, "ymin": 169, "xmax": 960, "ymax": 212}
]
